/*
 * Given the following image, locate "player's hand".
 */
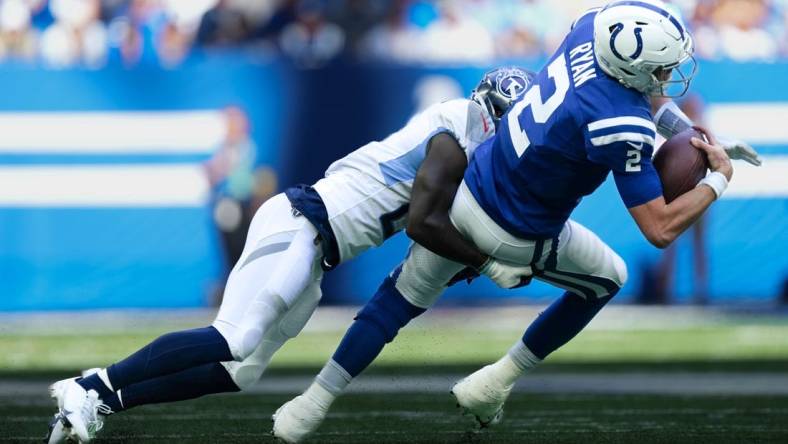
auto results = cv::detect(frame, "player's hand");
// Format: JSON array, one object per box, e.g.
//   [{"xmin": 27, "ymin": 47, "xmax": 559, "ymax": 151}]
[
  {"xmin": 718, "ymin": 138, "xmax": 762, "ymax": 166},
  {"xmin": 478, "ymin": 257, "xmax": 532, "ymax": 289},
  {"xmin": 690, "ymin": 126, "xmax": 733, "ymax": 181}
]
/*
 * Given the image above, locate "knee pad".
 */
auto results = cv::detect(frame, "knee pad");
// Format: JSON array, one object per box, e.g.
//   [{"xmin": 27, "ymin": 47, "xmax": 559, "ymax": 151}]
[
  {"xmin": 220, "ymin": 337, "xmax": 280, "ymax": 391},
  {"xmin": 221, "ymin": 360, "xmax": 264, "ymax": 391},
  {"xmin": 355, "ymin": 274, "xmax": 425, "ymax": 343},
  {"xmin": 395, "ymin": 247, "xmax": 463, "ymax": 309},
  {"xmin": 610, "ymin": 253, "xmax": 628, "ymax": 289},
  {"xmin": 229, "ymin": 288, "xmax": 288, "ymax": 360}
]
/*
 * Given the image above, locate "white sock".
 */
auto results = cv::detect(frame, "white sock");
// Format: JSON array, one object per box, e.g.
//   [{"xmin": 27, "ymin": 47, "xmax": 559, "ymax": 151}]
[
  {"xmin": 489, "ymin": 341, "xmax": 542, "ymax": 386},
  {"xmin": 97, "ymin": 369, "xmax": 114, "ymax": 392},
  {"xmin": 303, "ymin": 381, "xmax": 337, "ymax": 410},
  {"xmin": 314, "ymin": 359, "xmax": 352, "ymax": 396}
]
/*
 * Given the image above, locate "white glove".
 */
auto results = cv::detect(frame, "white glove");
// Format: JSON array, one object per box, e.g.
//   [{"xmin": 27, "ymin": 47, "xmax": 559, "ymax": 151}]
[
  {"xmin": 478, "ymin": 257, "xmax": 533, "ymax": 289},
  {"xmin": 719, "ymin": 138, "xmax": 762, "ymax": 166}
]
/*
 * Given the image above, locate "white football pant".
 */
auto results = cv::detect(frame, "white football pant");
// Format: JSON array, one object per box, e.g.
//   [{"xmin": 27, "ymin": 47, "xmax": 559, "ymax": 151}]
[
  {"xmin": 212, "ymin": 193, "xmax": 324, "ymax": 390},
  {"xmin": 396, "ymin": 181, "xmax": 628, "ymax": 309}
]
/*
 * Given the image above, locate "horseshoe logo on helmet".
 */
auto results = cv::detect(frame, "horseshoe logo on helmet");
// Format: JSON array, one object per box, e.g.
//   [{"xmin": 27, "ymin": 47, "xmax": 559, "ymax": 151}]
[{"xmin": 609, "ymin": 22, "xmax": 644, "ymax": 61}]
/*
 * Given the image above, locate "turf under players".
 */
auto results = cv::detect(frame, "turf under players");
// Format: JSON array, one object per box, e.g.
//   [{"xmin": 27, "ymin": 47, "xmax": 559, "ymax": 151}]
[
  {"xmin": 44, "ymin": 67, "xmax": 536, "ymax": 443},
  {"xmin": 271, "ymin": 1, "xmax": 761, "ymax": 441}
]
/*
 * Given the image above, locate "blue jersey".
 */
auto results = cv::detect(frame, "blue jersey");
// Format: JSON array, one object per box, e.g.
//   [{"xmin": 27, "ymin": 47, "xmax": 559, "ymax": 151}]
[{"xmin": 464, "ymin": 10, "xmax": 663, "ymax": 240}]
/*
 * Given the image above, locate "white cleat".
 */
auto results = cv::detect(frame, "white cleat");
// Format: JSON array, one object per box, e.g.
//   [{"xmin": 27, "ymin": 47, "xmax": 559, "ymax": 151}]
[
  {"xmin": 44, "ymin": 412, "xmax": 76, "ymax": 444},
  {"xmin": 48, "ymin": 378, "xmax": 111, "ymax": 443},
  {"xmin": 451, "ymin": 364, "xmax": 514, "ymax": 428},
  {"xmin": 271, "ymin": 394, "xmax": 329, "ymax": 443}
]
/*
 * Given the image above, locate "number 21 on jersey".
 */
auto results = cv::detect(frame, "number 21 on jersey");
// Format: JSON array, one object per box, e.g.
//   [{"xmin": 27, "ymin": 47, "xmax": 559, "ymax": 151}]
[{"xmin": 508, "ymin": 56, "xmax": 570, "ymax": 157}]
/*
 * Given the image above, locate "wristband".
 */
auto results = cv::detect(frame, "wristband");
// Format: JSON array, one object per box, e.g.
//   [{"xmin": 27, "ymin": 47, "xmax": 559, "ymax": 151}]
[
  {"xmin": 697, "ymin": 171, "xmax": 728, "ymax": 199},
  {"xmin": 654, "ymin": 101, "xmax": 693, "ymax": 139}
]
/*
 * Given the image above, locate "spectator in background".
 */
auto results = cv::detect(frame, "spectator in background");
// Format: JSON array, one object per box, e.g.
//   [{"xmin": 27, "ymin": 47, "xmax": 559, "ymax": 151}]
[
  {"xmin": 419, "ymin": 0, "xmax": 494, "ymax": 64},
  {"xmin": 279, "ymin": 0, "xmax": 345, "ymax": 68},
  {"xmin": 643, "ymin": 94, "xmax": 710, "ymax": 305},
  {"xmin": 328, "ymin": 0, "xmax": 386, "ymax": 54},
  {"xmin": 204, "ymin": 106, "xmax": 260, "ymax": 272},
  {"xmin": 0, "ymin": 0, "xmax": 37, "ymax": 62},
  {"xmin": 360, "ymin": 0, "xmax": 422, "ymax": 62},
  {"xmin": 693, "ymin": 0, "xmax": 779, "ymax": 61},
  {"xmin": 39, "ymin": 0, "xmax": 106, "ymax": 68},
  {"xmin": 2, "ymin": 0, "xmax": 788, "ymax": 68},
  {"xmin": 196, "ymin": 0, "xmax": 251, "ymax": 47}
]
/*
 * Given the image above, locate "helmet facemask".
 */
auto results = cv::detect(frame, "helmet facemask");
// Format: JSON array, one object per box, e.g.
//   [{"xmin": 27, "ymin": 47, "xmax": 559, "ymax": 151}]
[
  {"xmin": 593, "ymin": 1, "xmax": 696, "ymax": 98},
  {"xmin": 641, "ymin": 34, "xmax": 697, "ymax": 97}
]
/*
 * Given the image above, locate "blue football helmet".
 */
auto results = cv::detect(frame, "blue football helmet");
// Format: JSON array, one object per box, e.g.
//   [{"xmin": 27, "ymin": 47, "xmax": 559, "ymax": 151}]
[{"xmin": 471, "ymin": 67, "xmax": 535, "ymax": 127}]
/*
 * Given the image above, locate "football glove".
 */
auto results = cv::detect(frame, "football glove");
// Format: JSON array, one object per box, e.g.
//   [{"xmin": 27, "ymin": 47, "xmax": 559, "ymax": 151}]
[
  {"xmin": 719, "ymin": 138, "xmax": 762, "ymax": 166},
  {"xmin": 479, "ymin": 258, "xmax": 532, "ymax": 289}
]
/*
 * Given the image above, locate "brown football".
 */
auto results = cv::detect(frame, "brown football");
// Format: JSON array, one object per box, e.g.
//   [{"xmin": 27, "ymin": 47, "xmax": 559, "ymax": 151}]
[{"xmin": 653, "ymin": 128, "xmax": 710, "ymax": 203}]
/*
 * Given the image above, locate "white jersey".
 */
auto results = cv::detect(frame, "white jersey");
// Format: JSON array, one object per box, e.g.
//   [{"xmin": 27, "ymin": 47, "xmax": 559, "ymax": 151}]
[{"xmin": 313, "ymin": 98, "xmax": 494, "ymax": 263}]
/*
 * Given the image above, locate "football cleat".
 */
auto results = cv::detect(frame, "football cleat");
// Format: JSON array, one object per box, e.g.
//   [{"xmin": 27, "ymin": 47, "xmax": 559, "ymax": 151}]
[
  {"xmin": 271, "ymin": 393, "xmax": 329, "ymax": 443},
  {"xmin": 49, "ymin": 378, "xmax": 112, "ymax": 443},
  {"xmin": 450, "ymin": 364, "xmax": 514, "ymax": 428},
  {"xmin": 44, "ymin": 412, "xmax": 76, "ymax": 444}
]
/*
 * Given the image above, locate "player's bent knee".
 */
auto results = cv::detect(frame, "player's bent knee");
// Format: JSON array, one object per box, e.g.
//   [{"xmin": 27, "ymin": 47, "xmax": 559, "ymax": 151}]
[
  {"xmin": 609, "ymin": 252, "xmax": 628, "ymax": 290},
  {"xmin": 224, "ymin": 363, "xmax": 264, "ymax": 391},
  {"xmin": 218, "ymin": 290, "xmax": 289, "ymax": 361}
]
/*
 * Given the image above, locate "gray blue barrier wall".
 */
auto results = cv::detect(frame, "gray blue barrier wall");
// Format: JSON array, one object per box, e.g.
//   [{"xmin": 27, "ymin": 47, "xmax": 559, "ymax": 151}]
[{"xmin": 1, "ymin": 57, "xmax": 785, "ymax": 310}]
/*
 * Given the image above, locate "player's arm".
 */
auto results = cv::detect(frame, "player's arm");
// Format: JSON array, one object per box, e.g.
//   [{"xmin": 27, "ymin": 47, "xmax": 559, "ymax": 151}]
[
  {"xmin": 628, "ymin": 132, "xmax": 733, "ymax": 248},
  {"xmin": 406, "ymin": 133, "xmax": 488, "ymax": 269},
  {"xmin": 406, "ymin": 133, "xmax": 531, "ymax": 288},
  {"xmin": 651, "ymin": 97, "xmax": 762, "ymax": 166}
]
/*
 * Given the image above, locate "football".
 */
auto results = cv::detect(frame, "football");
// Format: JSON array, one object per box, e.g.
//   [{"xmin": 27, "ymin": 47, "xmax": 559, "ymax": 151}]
[{"xmin": 653, "ymin": 128, "xmax": 710, "ymax": 203}]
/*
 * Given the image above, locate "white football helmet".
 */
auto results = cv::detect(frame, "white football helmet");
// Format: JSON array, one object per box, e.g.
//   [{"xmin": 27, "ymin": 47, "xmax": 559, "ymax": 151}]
[{"xmin": 593, "ymin": 0, "xmax": 696, "ymax": 97}]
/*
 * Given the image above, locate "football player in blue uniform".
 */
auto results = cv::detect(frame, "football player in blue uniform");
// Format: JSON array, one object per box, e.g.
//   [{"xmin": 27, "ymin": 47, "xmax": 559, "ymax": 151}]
[{"xmin": 272, "ymin": 1, "xmax": 760, "ymax": 441}]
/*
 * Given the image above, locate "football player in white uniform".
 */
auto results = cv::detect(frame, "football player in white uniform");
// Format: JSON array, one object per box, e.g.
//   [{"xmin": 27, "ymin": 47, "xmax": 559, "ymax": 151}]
[{"xmin": 44, "ymin": 67, "xmax": 536, "ymax": 443}]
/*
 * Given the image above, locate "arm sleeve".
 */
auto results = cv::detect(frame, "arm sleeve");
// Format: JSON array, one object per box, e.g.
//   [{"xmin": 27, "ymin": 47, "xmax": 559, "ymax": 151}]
[{"xmin": 584, "ymin": 116, "xmax": 663, "ymax": 208}]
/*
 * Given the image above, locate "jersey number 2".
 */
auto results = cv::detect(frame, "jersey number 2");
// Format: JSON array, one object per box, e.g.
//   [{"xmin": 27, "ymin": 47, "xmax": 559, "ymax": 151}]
[{"xmin": 508, "ymin": 56, "xmax": 570, "ymax": 157}]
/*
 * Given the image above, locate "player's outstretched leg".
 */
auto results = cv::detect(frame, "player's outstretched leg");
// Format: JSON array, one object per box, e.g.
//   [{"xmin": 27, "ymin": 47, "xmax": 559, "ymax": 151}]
[
  {"xmin": 46, "ymin": 194, "xmax": 323, "ymax": 442},
  {"xmin": 454, "ymin": 220, "xmax": 628, "ymax": 427},
  {"xmin": 272, "ymin": 267, "xmax": 428, "ymax": 443},
  {"xmin": 452, "ymin": 291, "xmax": 612, "ymax": 426},
  {"xmin": 451, "ymin": 291, "xmax": 612, "ymax": 427},
  {"xmin": 451, "ymin": 340, "xmax": 541, "ymax": 427},
  {"xmin": 47, "ymin": 326, "xmax": 235, "ymax": 443}
]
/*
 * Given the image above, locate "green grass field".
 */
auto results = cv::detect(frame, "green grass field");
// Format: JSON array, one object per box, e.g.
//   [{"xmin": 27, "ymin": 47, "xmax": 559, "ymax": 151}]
[
  {"xmin": 7, "ymin": 392, "xmax": 788, "ymax": 443},
  {"xmin": 4, "ymin": 307, "xmax": 788, "ymax": 443}
]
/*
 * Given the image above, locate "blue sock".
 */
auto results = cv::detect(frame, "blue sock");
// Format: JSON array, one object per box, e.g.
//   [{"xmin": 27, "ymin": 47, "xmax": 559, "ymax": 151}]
[
  {"xmin": 522, "ymin": 291, "xmax": 613, "ymax": 359},
  {"xmin": 78, "ymin": 326, "xmax": 233, "ymax": 395},
  {"xmin": 332, "ymin": 269, "xmax": 425, "ymax": 377},
  {"xmin": 101, "ymin": 362, "xmax": 239, "ymax": 413}
]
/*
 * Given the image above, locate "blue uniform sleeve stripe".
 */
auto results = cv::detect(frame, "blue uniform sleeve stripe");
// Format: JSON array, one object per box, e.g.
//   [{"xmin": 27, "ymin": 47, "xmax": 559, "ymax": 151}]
[
  {"xmin": 590, "ymin": 132, "xmax": 655, "ymax": 147},
  {"xmin": 588, "ymin": 116, "xmax": 655, "ymax": 132},
  {"xmin": 588, "ymin": 124, "xmax": 656, "ymax": 139}
]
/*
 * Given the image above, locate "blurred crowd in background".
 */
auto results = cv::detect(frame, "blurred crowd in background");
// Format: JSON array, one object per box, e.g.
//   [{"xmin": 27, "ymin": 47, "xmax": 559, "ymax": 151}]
[{"xmin": 0, "ymin": 0, "xmax": 787, "ymax": 68}]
